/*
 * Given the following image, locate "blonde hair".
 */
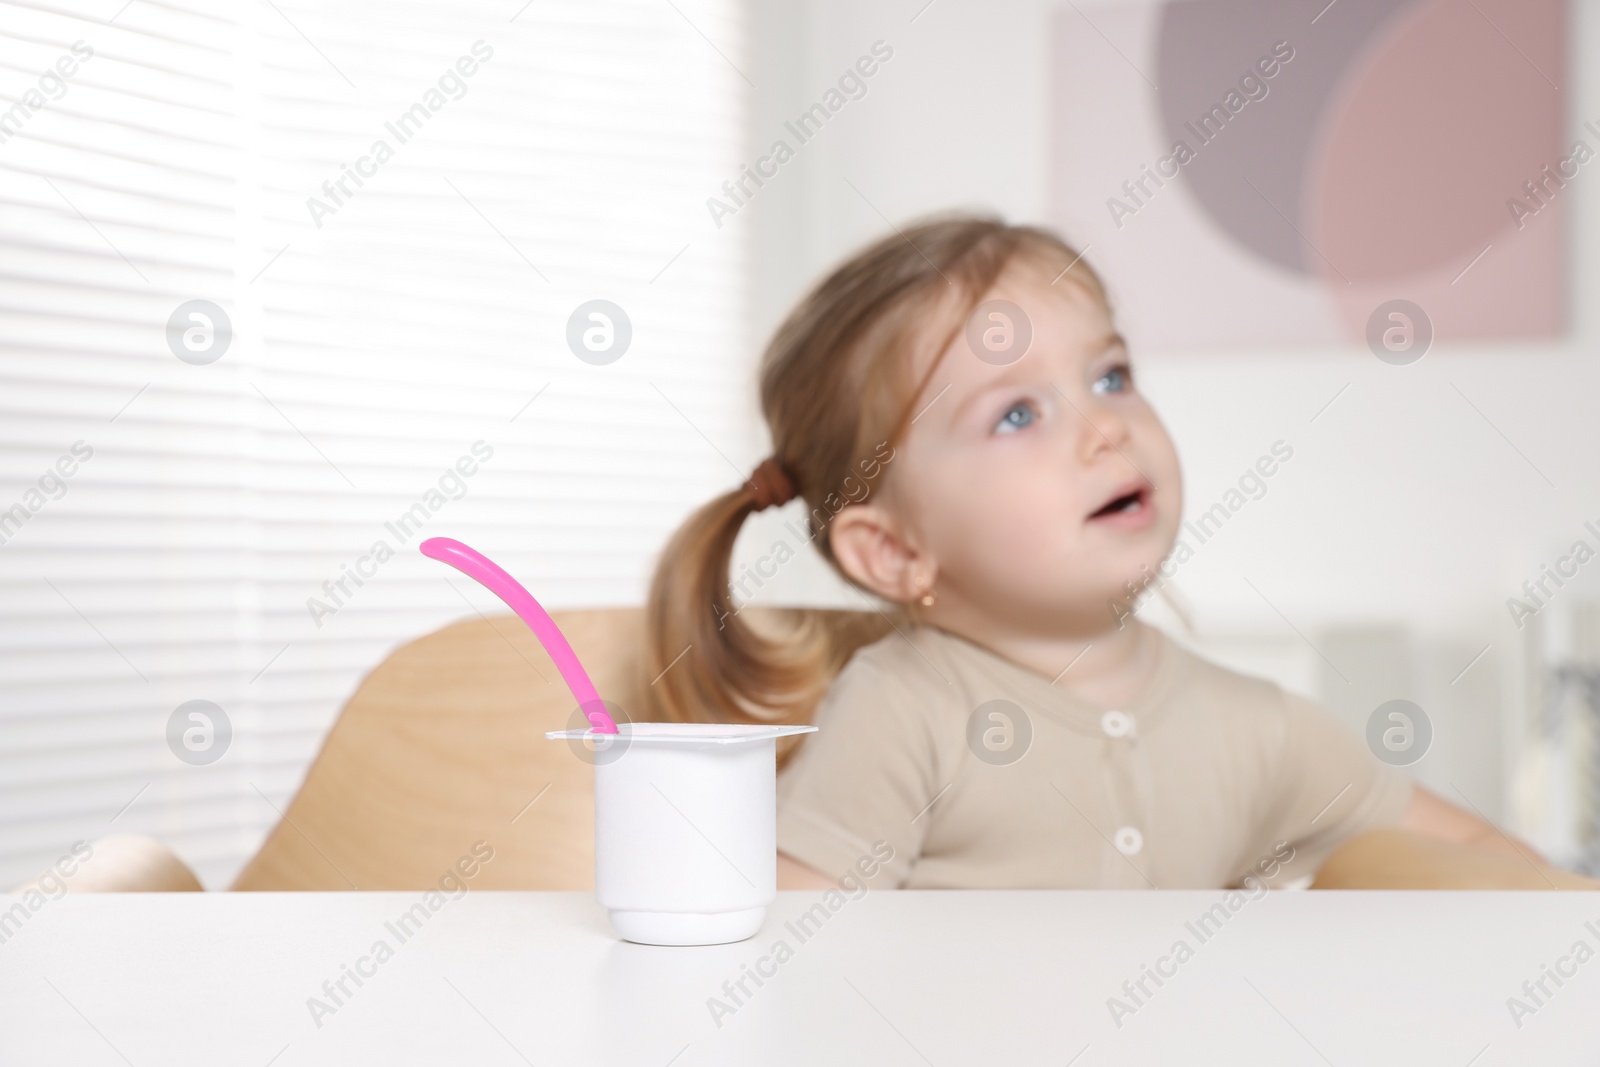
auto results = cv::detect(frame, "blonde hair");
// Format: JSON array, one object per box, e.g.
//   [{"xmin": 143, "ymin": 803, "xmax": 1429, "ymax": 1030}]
[{"xmin": 643, "ymin": 214, "xmax": 1108, "ymax": 752}]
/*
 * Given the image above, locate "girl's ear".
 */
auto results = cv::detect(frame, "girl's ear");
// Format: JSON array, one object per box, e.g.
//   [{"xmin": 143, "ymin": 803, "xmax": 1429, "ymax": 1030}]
[{"xmin": 828, "ymin": 503, "xmax": 935, "ymax": 605}]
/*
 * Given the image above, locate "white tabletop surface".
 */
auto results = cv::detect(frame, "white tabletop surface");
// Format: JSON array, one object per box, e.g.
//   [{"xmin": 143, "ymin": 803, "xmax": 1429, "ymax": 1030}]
[{"xmin": 0, "ymin": 889, "xmax": 1594, "ymax": 1065}]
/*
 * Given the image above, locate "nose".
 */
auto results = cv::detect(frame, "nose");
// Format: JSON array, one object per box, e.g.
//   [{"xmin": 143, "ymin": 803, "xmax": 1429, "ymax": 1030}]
[{"xmin": 1071, "ymin": 390, "xmax": 1133, "ymax": 463}]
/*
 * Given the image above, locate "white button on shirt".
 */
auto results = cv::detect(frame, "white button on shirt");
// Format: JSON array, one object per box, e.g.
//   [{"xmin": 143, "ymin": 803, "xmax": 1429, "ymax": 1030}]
[
  {"xmin": 1100, "ymin": 709, "xmax": 1135, "ymax": 739},
  {"xmin": 1114, "ymin": 826, "xmax": 1144, "ymax": 855}
]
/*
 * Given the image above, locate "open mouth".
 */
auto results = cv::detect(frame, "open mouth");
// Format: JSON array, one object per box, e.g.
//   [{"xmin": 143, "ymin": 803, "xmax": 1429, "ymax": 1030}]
[{"xmin": 1088, "ymin": 484, "xmax": 1149, "ymax": 520}]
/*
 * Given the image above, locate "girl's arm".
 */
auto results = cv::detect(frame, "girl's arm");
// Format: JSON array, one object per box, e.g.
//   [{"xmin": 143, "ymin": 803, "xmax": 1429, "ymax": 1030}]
[
  {"xmin": 777, "ymin": 851, "xmax": 837, "ymax": 890},
  {"xmin": 1399, "ymin": 784, "xmax": 1544, "ymax": 863},
  {"xmin": 1313, "ymin": 784, "xmax": 1599, "ymax": 889}
]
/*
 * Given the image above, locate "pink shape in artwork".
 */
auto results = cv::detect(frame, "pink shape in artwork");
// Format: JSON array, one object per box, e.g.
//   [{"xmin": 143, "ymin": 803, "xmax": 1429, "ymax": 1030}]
[{"xmin": 1308, "ymin": 0, "xmax": 1565, "ymax": 341}]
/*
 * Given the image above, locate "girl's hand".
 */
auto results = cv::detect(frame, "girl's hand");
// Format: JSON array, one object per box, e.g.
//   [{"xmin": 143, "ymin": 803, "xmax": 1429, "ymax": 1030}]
[
  {"xmin": 777, "ymin": 851, "xmax": 838, "ymax": 890},
  {"xmin": 1313, "ymin": 787, "xmax": 1599, "ymax": 889}
]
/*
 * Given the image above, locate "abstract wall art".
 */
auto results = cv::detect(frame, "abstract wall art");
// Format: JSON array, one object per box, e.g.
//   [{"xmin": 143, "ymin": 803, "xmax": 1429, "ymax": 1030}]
[{"xmin": 1052, "ymin": 0, "xmax": 1569, "ymax": 354}]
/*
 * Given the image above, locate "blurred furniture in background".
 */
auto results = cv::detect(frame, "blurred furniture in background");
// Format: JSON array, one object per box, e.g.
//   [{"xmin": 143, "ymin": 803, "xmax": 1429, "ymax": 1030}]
[{"xmin": 1514, "ymin": 598, "xmax": 1600, "ymax": 874}]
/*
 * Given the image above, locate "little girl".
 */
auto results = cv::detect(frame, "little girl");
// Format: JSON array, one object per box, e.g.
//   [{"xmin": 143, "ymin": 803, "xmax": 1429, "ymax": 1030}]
[{"xmin": 644, "ymin": 215, "xmax": 1572, "ymax": 891}]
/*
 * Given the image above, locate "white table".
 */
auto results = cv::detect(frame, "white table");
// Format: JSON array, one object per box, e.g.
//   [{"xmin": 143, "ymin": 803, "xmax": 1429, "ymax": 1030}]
[{"xmin": 0, "ymin": 890, "xmax": 1592, "ymax": 1065}]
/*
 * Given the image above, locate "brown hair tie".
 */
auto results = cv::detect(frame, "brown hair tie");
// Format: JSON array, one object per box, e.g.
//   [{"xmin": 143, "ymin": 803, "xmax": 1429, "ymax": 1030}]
[{"xmin": 747, "ymin": 457, "xmax": 798, "ymax": 510}]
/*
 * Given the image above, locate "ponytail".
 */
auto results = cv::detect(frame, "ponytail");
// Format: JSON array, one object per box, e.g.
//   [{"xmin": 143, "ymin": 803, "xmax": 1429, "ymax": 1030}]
[{"xmin": 643, "ymin": 485, "xmax": 893, "ymax": 764}]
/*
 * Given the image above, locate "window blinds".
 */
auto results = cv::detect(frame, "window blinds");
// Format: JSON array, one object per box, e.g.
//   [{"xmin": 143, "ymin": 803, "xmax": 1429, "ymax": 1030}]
[{"xmin": 0, "ymin": 0, "xmax": 752, "ymax": 888}]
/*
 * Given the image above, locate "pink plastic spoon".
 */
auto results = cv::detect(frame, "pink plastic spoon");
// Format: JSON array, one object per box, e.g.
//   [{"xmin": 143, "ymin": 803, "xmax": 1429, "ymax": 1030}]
[{"xmin": 421, "ymin": 536, "xmax": 618, "ymax": 733}]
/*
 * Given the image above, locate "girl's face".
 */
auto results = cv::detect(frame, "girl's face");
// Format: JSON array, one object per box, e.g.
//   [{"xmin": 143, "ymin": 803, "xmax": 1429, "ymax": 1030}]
[{"xmin": 886, "ymin": 259, "xmax": 1183, "ymax": 634}]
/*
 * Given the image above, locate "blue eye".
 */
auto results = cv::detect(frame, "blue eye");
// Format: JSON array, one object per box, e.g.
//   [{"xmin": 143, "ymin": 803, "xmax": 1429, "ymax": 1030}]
[
  {"xmin": 1094, "ymin": 363, "xmax": 1132, "ymax": 395},
  {"xmin": 994, "ymin": 401, "xmax": 1036, "ymax": 434}
]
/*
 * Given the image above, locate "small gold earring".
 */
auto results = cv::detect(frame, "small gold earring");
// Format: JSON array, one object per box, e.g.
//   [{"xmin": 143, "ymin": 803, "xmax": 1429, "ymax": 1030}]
[{"xmin": 919, "ymin": 587, "xmax": 936, "ymax": 608}]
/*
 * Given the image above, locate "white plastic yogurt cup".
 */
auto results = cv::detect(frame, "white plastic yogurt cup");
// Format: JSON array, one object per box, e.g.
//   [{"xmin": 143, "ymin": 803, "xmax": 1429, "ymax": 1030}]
[{"xmin": 545, "ymin": 721, "xmax": 817, "ymax": 946}]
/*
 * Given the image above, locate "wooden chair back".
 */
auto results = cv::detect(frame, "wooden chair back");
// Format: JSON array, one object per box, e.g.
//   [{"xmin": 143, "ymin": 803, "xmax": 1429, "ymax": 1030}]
[
  {"xmin": 230, "ymin": 606, "xmax": 888, "ymax": 891},
  {"xmin": 231, "ymin": 609, "xmax": 646, "ymax": 891}
]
